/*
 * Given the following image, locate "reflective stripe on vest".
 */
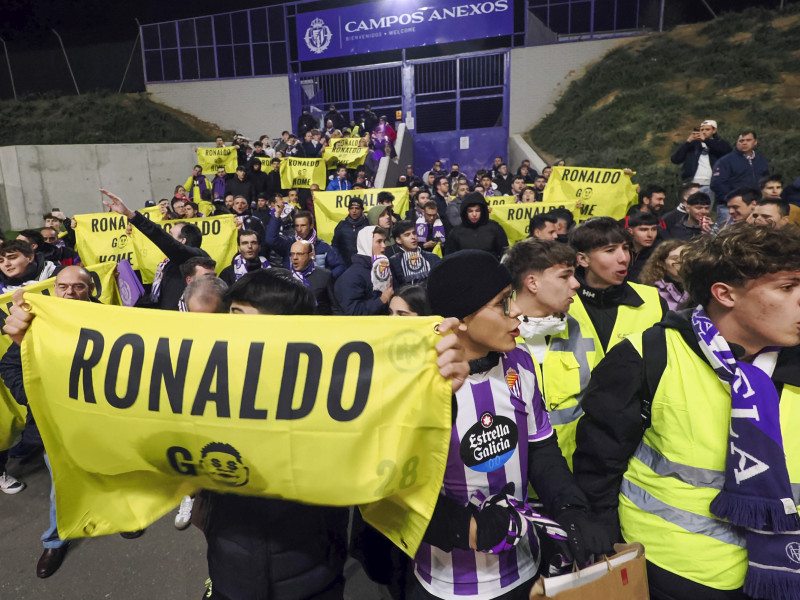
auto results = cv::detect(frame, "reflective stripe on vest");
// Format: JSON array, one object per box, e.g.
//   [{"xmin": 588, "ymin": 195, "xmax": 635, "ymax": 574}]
[
  {"xmin": 546, "ymin": 313, "xmax": 595, "ymax": 426},
  {"xmin": 619, "ymin": 328, "xmax": 800, "ymax": 589},
  {"xmin": 634, "ymin": 442, "xmax": 800, "ymax": 504},
  {"xmin": 620, "ymin": 478, "xmax": 746, "ymax": 548}
]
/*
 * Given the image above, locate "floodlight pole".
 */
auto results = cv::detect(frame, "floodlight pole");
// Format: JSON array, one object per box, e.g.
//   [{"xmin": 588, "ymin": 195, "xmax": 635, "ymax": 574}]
[
  {"xmin": 119, "ymin": 19, "xmax": 142, "ymax": 94},
  {"xmin": 52, "ymin": 29, "xmax": 81, "ymax": 95},
  {"xmin": 0, "ymin": 36, "xmax": 16, "ymax": 100},
  {"xmin": 659, "ymin": 0, "xmax": 665, "ymax": 32}
]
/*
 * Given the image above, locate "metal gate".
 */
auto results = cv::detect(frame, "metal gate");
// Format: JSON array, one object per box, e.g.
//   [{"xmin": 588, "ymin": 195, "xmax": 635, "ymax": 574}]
[{"xmin": 289, "ymin": 50, "xmax": 510, "ymax": 178}]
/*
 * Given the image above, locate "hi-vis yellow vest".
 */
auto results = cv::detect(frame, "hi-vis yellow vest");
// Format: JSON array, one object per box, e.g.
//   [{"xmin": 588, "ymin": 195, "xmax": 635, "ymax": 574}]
[
  {"xmin": 620, "ymin": 329, "xmax": 800, "ymax": 590},
  {"xmin": 542, "ymin": 282, "xmax": 662, "ymax": 467}
]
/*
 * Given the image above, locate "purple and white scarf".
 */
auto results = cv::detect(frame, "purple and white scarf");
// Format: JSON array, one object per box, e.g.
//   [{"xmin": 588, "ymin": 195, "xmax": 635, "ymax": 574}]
[
  {"xmin": 415, "ymin": 216, "xmax": 446, "ymax": 243},
  {"xmin": 150, "ymin": 259, "xmax": 169, "ymax": 302},
  {"xmin": 233, "ymin": 254, "xmax": 270, "ymax": 281},
  {"xmin": 399, "ymin": 250, "xmax": 432, "ymax": 284},
  {"xmin": 692, "ymin": 306, "xmax": 800, "ymax": 600},
  {"xmin": 298, "ymin": 229, "xmax": 317, "ymax": 246},
  {"xmin": 290, "ymin": 259, "xmax": 315, "ymax": 287},
  {"xmin": 469, "ymin": 483, "xmax": 566, "ymax": 554}
]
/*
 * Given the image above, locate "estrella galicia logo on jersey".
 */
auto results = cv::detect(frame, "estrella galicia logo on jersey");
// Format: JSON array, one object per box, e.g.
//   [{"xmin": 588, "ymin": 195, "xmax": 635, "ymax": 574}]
[
  {"xmin": 460, "ymin": 412, "xmax": 518, "ymax": 472},
  {"xmin": 304, "ymin": 18, "xmax": 332, "ymax": 55}
]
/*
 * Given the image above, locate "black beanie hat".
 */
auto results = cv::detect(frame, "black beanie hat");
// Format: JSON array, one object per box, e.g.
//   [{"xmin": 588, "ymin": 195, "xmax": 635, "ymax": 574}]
[{"xmin": 427, "ymin": 250, "xmax": 512, "ymax": 319}]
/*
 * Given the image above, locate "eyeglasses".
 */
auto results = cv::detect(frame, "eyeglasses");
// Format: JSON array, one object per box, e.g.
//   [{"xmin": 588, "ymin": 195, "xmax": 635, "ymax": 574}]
[{"xmin": 501, "ymin": 290, "xmax": 516, "ymax": 317}]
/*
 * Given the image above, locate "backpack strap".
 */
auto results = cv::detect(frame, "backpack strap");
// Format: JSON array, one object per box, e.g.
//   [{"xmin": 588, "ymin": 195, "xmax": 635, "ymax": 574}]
[{"xmin": 640, "ymin": 325, "xmax": 668, "ymax": 430}]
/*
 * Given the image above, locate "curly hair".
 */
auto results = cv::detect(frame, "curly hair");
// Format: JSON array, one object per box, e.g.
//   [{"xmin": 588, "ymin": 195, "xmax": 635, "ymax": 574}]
[
  {"xmin": 639, "ymin": 239, "xmax": 687, "ymax": 286},
  {"xmin": 680, "ymin": 222, "xmax": 800, "ymax": 307}
]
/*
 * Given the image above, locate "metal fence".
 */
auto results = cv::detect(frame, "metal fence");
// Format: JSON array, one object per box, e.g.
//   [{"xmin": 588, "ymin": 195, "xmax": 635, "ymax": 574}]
[
  {"xmin": 414, "ymin": 53, "xmax": 506, "ymax": 134},
  {"xmin": 141, "ymin": 6, "xmax": 288, "ymax": 83},
  {"xmin": 527, "ymin": 0, "xmax": 645, "ymax": 37},
  {"xmin": 139, "ymin": 0, "xmax": 648, "ymax": 85}
]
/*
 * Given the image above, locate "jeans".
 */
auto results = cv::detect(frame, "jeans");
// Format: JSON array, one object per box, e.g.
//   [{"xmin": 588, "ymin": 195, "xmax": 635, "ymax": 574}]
[{"xmin": 42, "ymin": 453, "xmax": 66, "ymax": 549}]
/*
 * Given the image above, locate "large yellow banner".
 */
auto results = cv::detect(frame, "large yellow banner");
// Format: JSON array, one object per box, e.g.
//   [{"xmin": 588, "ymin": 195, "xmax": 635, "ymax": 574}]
[
  {"xmin": 74, "ymin": 213, "xmax": 134, "ymax": 267},
  {"xmin": 20, "ymin": 296, "xmax": 451, "ymax": 555},
  {"xmin": 0, "ymin": 262, "xmax": 120, "ymax": 450},
  {"xmin": 323, "ymin": 138, "xmax": 369, "ymax": 169},
  {"xmin": 313, "ymin": 187, "xmax": 410, "ymax": 242},
  {"xmin": 197, "ymin": 147, "xmax": 238, "ymax": 174},
  {"xmin": 543, "ymin": 166, "xmax": 638, "ymax": 221},
  {"xmin": 489, "ymin": 199, "xmax": 579, "ymax": 244},
  {"xmin": 75, "ymin": 212, "xmax": 238, "ymax": 284},
  {"xmin": 132, "ymin": 215, "xmax": 239, "ymax": 283},
  {"xmin": 279, "ymin": 157, "xmax": 327, "ymax": 189}
]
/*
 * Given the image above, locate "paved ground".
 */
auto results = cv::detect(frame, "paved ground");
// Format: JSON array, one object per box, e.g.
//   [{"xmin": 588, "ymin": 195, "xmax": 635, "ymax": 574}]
[{"xmin": 1, "ymin": 453, "xmax": 392, "ymax": 600}]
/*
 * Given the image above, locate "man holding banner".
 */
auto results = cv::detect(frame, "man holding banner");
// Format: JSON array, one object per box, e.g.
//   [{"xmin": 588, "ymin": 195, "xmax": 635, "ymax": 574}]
[
  {"xmin": 1, "ymin": 266, "xmax": 96, "ymax": 578},
  {"xmin": 100, "ymin": 189, "xmax": 209, "ymax": 310},
  {"xmin": 3, "ymin": 262, "xmax": 471, "ymax": 593}
]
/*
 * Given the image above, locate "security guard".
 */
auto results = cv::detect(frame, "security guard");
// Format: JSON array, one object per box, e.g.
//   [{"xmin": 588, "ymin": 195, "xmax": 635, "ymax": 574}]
[
  {"xmin": 573, "ymin": 223, "xmax": 800, "ymax": 599},
  {"xmin": 542, "ymin": 217, "xmax": 664, "ymax": 467}
]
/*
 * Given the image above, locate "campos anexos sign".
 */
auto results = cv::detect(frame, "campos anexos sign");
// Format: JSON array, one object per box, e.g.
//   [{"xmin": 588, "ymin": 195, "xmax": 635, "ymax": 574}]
[{"xmin": 296, "ymin": 0, "xmax": 514, "ymax": 61}]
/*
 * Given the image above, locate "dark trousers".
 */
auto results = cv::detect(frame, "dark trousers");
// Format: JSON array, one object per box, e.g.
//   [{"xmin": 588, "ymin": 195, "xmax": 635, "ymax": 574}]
[{"xmin": 648, "ymin": 561, "xmax": 752, "ymax": 600}]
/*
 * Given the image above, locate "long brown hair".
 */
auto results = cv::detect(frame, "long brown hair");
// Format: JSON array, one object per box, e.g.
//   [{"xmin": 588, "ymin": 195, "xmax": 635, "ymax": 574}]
[{"xmin": 639, "ymin": 239, "xmax": 687, "ymax": 286}]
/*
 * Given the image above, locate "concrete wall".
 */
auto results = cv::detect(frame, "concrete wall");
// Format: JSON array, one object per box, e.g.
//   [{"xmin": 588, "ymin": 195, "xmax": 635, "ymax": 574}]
[
  {"xmin": 0, "ymin": 143, "xmax": 204, "ymax": 230},
  {"xmin": 509, "ymin": 37, "xmax": 642, "ymax": 135},
  {"xmin": 508, "ymin": 134, "xmax": 548, "ymax": 174},
  {"xmin": 146, "ymin": 76, "xmax": 293, "ymax": 140}
]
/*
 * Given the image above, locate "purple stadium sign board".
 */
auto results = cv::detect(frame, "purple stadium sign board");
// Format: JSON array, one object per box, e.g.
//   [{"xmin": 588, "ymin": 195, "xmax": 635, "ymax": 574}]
[{"xmin": 295, "ymin": 0, "xmax": 514, "ymax": 61}]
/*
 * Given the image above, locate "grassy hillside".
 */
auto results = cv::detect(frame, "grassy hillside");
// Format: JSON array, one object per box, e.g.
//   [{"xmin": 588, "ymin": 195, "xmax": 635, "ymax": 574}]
[
  {"xmin": 0, "ymin": 92, "xmax": 232, "ymax": 146},
  {"xmin": 527, "ymin": 5, "xmax": 800, "ymax": 205}
]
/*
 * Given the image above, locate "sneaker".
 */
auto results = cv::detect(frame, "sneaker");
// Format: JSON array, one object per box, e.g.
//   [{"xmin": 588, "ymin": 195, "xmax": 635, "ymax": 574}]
[
  {"xmin": 0, "ymin": 471, "xmax": 26, "ymax": 494},
  {"xmin": 175, "ymin": 495, "xmax": 194, "ymax": 530}
]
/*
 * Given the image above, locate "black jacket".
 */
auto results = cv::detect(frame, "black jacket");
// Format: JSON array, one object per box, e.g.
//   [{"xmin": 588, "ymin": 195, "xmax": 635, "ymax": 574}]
[
  {"xmin": 205, "ymin": 494, "xmax": 348, "ymax": 600},
  {"xmin": 324, "ymin": 109, "xmax": 346, "ymax": 131},
  {"xmin": 573, "ymin": 310, "xmax": 800, "ymax": 535},
  {"xmin": 297, "ymin": 113, "xmax": 318, "ymax": 138},
  {"xmin": 129, "ymin": 212, "xmax": 209, "ymax": 311},
  {"xmin": 306, "ymin": 267, "xmax": 339, "ymax": 315},
  {"xmin": 331, "ymin": 215, "xmax": 369, "ymax": 267},
  {"xmin": 574, "ymin": 269, "xmax": 667, "ymax": 352},
  {"xmin": 493, "ymin": 173, "xmax": 512, "ymax": 195},
  {"xmin": 444, "ymin": 196, "xmax": 508, "ymax": 260},
  {"xmin": 669, "ymin": 135, "xmax": 732, "ymax": 181},
  {"xmin": 665, "ymin": 214, "xmax": 704, "ymax": 241},
  {"xmin": 246, "ymin": 158, "xmax": 270, "ymax": 198},
  {"xmin": 225, "ymin": 176, "xmax": 255, "ymax": 205},
  {"xmin": 266, "ymin": 170, "xmax": 283, "ymax": 197},
  {"xmin": 627, "ymin": 243, "xmax": 658, "ymax": 284}
]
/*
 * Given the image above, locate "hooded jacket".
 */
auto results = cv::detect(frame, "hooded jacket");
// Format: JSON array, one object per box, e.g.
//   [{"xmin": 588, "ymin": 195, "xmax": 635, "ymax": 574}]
[
  {"xmin": 246, "ymin": 157, "xmax": 270, "ymax": 197},
  {"xmin": 333, "ymin": 226, "xmax": 387, "ymax": 315},
  {"xmin": 444, "ymin": 193, "xmax": 508, "ymax": 260}
]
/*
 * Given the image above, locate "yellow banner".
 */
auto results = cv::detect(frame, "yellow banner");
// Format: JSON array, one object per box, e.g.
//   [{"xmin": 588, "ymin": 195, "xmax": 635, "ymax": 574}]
[
  {"xmin": 322, "ymin": 138, "xmax": 369, "ymax": 169},
  {"xmin": 75, "ymin": 213, "xmax": 239, "ymax": 284},
  {"xmin": 197, "ymin": 147, "xmax": 238, "ymax": 174},
  {"xmin": 489, "ymin": 199, "xmax": 579, "ymax": 244},
  {"xmin": 74, "ymin": 213, "xmax": 135, "ymax": 267},
  {"xmin": 313, "ymin": 188, "xmax": 410, "ymax": 243},
  {"xmin": 543, "ymin": 166, "xmax": 637, "ymax": 221},
  {"xmin": 132, "ymin": 215, "xmax": 239, "ymax": 284},
  {"xmin": 279, "ymin": 157, "xmax": 327, "ymax": 189},
  {"xmin": 20, "ymin": 297, "xmax": 451, "ymax": 555},
  {"xmin": 0, "ymin": 262, "xmax": 120, "ymax": 450}
]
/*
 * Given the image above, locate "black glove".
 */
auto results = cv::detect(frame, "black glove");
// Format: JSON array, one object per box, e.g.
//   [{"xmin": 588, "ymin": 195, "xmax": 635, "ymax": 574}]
[
  {"xmin": 556, "ymin": 508, "xmax": 617, "ymax": 566},
  {"xmin": 473, "ymin": 482, "xmax": 522, "ymax": 553}
]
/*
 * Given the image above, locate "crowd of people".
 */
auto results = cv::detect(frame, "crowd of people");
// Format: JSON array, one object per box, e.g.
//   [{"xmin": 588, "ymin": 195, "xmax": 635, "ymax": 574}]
[{"xmin": 2, "ymin": 115, "xmax": 800, "ymax": 600}]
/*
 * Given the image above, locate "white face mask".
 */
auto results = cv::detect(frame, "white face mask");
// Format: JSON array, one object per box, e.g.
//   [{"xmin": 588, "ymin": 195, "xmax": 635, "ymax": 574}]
[{"xmin": 517, "ymin": 314, "xmax": 567, "ymax": 339}]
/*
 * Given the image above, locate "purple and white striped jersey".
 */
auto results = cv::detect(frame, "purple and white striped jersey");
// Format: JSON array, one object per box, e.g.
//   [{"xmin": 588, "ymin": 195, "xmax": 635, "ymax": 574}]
[{"xmin": 414, "ymin": 346, "xmax": 553, "ymax": 600}]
